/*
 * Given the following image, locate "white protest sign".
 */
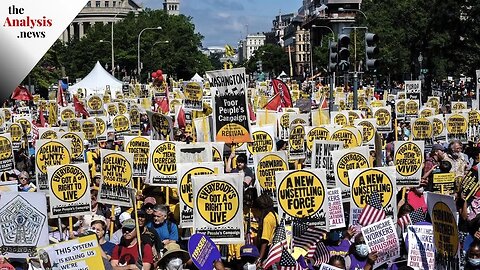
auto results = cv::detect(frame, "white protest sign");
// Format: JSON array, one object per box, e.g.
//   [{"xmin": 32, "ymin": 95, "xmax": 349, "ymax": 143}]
[
  {"xmin": 407, "ymin": 225, "xmax": 435, "ymax": 270},
  {"xmin": 361, "ymin": 218, "xmax": 400, "ymax": 267},
  {"xmin": 327, "ymin": 188, "xmax": 346, "ymax": 230}
]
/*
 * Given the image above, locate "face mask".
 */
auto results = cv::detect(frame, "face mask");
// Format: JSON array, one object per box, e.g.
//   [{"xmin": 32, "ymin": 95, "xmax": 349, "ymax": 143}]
[
  {"xmin": 415, "ymin": 187, "xmax": 425, "ymax": 194},
  {"xmin": 243, "ymin": 263, "xmax": 256, "ymax": 270},
  {"xmin": 167, "ymin": 258, "xmax": 183, "ymax": 270},
  {"xmin": 355, "ymin": 244, "xmax": 369, "ymax": 258},
  {"xmin": 470, "ymin": 258, "xmax": 480, "ymax": 266},
  {"xmin": 404, "ymin": 128, "xmax": 411, "ymax": 137}
]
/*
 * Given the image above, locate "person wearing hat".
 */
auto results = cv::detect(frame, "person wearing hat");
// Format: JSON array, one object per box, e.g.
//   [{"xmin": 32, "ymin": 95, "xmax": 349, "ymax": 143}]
[
  {"xmin": 134, "ymin": 209, "xmax": 162, "ymax": 264},
  {"xmin": 240, "ymin": 245, "xmax": 259, "ymax": 270},
  {"xmin": 142, "ymin": 197, "xmax": 157, "ymax": 225},
  {"xmin": 111, "ymin": 212, "xmax": 132, "ymax": 245},
  {"xmin": 91, "ymin": 215, "xmax": 116, "ymax": 260},
  {"xmin": 111, "ymin": 218, "xmax": 154, "ymax": 270},
  {"xmin": 158, "ymin": 243, "xmax": 189, "ymax": 270},
  {"xmin": 226, "ymin": 152, "xmax": 255, "ymax": 188}
]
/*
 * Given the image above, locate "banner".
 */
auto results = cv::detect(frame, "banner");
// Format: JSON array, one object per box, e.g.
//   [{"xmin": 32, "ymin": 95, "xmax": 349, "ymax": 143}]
[
  {"xmin": 206, "ymin": 68, "xmax": 252, "ymax": 143},
  {"xmin": 36, "ymin": 139, "xmax": 72, "ymax": 193},
  {"xmin": 254, "ymin": 151, "xmax": 288, "ymax": 204},
  {"xmin": 177, "ymin": 162, "xmax": 224, "ymax": 228},
  {"xmin": 405, "ymin": 80, "xmax": 422, "ymax": 100},
  {"xmin": 427, "ymin": 192, "xmax": 459, "ymax": 258},
  {"xmin": 0, "ymin": 134, "xmax": 14, "ymax": 172},
  {"xmin": 37, "ymin": 234, "xmax": 105, "ymax": 270},
  {"xmin": 394, "ymin": 141, "xmax": 424, "ymax": 187},
  {"xmin": 327, "ymin": 188, "xmax": 346, "ymax": 230},
  {"xmin": 288, "ymin": 124, "xmax": 306, "ymax": 160},
  {"xmin": 361, "ymin": 218, "xmax": 400, "ymax": 267},
  {"xmin": 0, "ymin": 192, "xmax": 49, "ymax": 258},
  {"xmin": 147, "ymin": 141, "xmax": 177, "ymax": 186},
  {"xmin": 176, "ymin": 143, "xmax": 213, "ymax": 164},
  {"xmin": 311, "ymin": 140, "xmax": 343, "ymax": 187},
  {"xmin": 432, "ymin": 172, "xmax": 455, "ymax": 195},
  {"xmin": 124, "ymin": 136, "xmax": 150, "ymax": 177},
  {"xmin": 331, "ymin": 146, "xmax": 370, "ymax": 201},
  {"xmin": 192, "ymin": 173, "xmax": 244, "ymax": 244},
  {"xmin": 275, "ymin": 169, "xmax": 328, "ymax": 226},
  {"xmin": 348, "ymin": 167, "xmax": 397, "ymax": 226},
  {"xmin": 98, "ymin": 149, "xmax": 134, "ymax": 207},
  {"xmin": 47, "ymin": 163, "xmax": 91, "ymax": 218},
  {"xmin": 184, "ymin": 81, "xmax": 204, "ymax": 110},
  {"xmin": 407, "ymin": 225, "xmax": 435, "ymax": 270},
  {"xmin": 58, "ymin": 132, "xmax": 85, "ymax": 163}
]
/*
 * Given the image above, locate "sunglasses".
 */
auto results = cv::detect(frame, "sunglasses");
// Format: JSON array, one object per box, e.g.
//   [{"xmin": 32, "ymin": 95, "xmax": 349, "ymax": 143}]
[{"xmin": 122, "ymin": 228, "xmax": 133, "ymax": 234}]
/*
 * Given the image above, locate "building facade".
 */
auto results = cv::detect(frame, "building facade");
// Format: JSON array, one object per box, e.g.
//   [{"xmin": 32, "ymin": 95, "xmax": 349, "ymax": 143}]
[
  {"xmin": 59, "ymin": 0, "xmax": 142, "ymax": 42},
  {"xmin": 164, "ymin": 0, "xmax": 180, "ymax": 16},
  {"xmin": 243, "ymin": 33, "xmax": 266, "ymax": 61}
]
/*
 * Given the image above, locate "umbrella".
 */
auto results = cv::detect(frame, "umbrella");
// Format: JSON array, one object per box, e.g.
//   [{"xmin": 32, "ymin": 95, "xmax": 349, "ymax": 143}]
[{"xmin": 11, "ymin": 85, "xmax": 33, "ymax": 101}]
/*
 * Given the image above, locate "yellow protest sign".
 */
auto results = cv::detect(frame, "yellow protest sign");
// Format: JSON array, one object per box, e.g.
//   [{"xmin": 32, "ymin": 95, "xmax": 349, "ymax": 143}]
[
  {"xmin": 354, "ymin": 119, "xmax": 376, "ymax": 145},
  {"xmin": 420, "ymin": 108, "xmax": 433, "ymax": 118},
  {"xmin": 332, "ymin": 112, "xmax": 348, "ymax": 126},
  {"xmin": 36, "ymin": 139, "xmax": 72, "ymax": 193},
  {"xmin": 68, "ymin": 119, "xmax": 81, "ymax": 132},
  {"xmin": 411, "ymin": 118, "xmax": 433, "ymax": 140},
  {"xmin": 9, "ymin": 123, "xmax": 23, "ymax": 150},
  {"xmin": 406, "ymin": 100, "xmax": 419, "ymax": 117},
  {"xmin": 0, "ymin": 134, "xmax": 14, "ymax": 171},
  {"xmin": 184, "ymin": 82, "xmax": 204, "ymax": 110},
  {"xmin": 81, "ymin": 119, "xmax": 97, "ymax": 141},
  {"xmin": 330, "ymin": 127, "xmax": 361, "ymax": 148},
  {"xmin": 333, "ymin": 148, "xmax": 370, "ymax": 196},
  {"xmin": 125, "ymin": 136, "xmax": 150, "ymax": 177},
  {"xmin": 118, "ymin": 102, "xmax": 127, "ymax": 114},
  {"xmin": 396, "ymin": 100, "xmax": 405, "ymax": 118},
  {"xmin": 247, "ymin": 129, "xmax": 274, "ymax": 154},
  {"xmin": 39, "ymin": 128, "xmax": 58, "ymax": 140},
  {"xmin": 112, "ymin": 114, "xmax": 130, "ymax": 132},
  {"xmin": 255, "ymin": 152, "xmax": 288, "ymax": 203},
  {"xmin": 60, "ymin": 107, "xmax": 75, "ymax": 122},
  {"xmin": 432, "ymin": 172, "xmax": 455, "ymax": 195},
  {"xmin": 99, "ymin": 149, "xmax": 134, "ymax": 207},
  {"xmin": 87, "ymin": 95, "xmax": 103, "ymax": 111},
  {"xmin": 394, "ymin": 141, "xmax": 424, "ymax": 186},
  {"xmin": 59, "ymin": 132, "xmax": 85, "ymax": 162},
  {"xmin": 106, "ymin": 103, "xmax": 118, "ymax": 116},
  {"xmin": 94, "ymin": 117, "xmax": 107, "ymax": 140},
  {"xmin": 306, "ymin": 127, "xmax": 330, "ymax": 151},
  {"xmin": 149, "ymin": 141, "xmax": 177, "ymax": 186},
  {"xmin": 373, "ymin": 107, "xmax": 391, "ymax": 133},
  {"xmin": 288, "ymin": 124, "xmax": 306, "ymax": 160},
  {"xmin": 446, "ymin": 114, "xmax": 468, "ymax": 138},
  {"xmin": 428, "ymin": 193, "xmax": 459, "ymax": 258},
  {"xmin": 431, "ymin": 116, "xmax": 446, "ymax": 140}
]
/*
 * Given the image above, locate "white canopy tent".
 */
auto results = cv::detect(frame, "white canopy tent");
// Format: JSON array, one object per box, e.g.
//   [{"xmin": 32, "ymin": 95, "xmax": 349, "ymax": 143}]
[
  {"xmin": 190, "ymin": 73, "xmax": 204, "ymax": 82},
  {"xmin": 69, "ymin": 61, "xmax": 123, "ymax": 98}
]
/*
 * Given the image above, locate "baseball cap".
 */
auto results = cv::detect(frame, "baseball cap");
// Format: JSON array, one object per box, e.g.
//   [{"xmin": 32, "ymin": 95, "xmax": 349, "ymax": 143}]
[
  {"xmin": 91, "ymin": 214, "xmax": 106, "ymax": 226},
  {"xmin": 119, "ymin": 212, "xmax": 131, "ymax": 225},
  {"xmin": 144, "ymin": 197, "xmax": 157, "ymax": 205},
  {"xmin": 122, "ymin": 218, "xmax": 135, "ymax": 230},
  {"xmin": 240, "ymin": 245, "xmax": 259, "ymax": 258},
  {"xmin": 432, "ymin": 144, "xmax": 444, "ymax": 152}
]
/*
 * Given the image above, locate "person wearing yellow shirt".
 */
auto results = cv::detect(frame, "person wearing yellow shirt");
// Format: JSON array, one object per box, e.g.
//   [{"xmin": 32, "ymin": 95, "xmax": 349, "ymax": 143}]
[{"xmin": 252, "ymin": 194, "xmax": 278, "ymax": 267}]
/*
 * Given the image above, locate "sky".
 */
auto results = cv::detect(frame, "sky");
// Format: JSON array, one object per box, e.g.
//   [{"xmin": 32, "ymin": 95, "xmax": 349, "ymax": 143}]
[{"xmin": 141, "ymin": 0, "xmax": 302, "ymax": 48}]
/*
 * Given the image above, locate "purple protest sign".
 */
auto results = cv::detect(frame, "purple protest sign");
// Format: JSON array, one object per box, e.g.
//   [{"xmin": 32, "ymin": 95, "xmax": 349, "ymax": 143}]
[{"xmin": 188, "ymin": 233, "xmax": 221, "ymax": 270}]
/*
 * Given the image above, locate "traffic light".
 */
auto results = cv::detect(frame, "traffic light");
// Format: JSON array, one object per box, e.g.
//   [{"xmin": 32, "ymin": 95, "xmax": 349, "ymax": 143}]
[
  {"xmin": 256, "ymin": 60, "xmax": 263, "ymax": 73},
  {"xmin": 328, "ymin": 40, "xmax": 338, "ymax": 72},
  {"xmin": 337, "ymin": 34, "xmax": 350, "ymax": 72},
  {"xmin": 365, "ymin": 32, "xmax": 379, "ymax": 71}
]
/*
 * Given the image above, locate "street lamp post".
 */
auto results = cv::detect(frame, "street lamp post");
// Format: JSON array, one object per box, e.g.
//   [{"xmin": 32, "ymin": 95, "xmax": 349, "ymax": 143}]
[
  {"xmin": 99, "ymin": 39, "xmax": 113, "ymax": 75},
  {"xmin": 137, "ymin": 26, "xmax": 162, "ymax": 82},
  {"xmin": 311, "ymin": 25, "xmax": 335, "ymax": 112},
  {"xmin": 311, "ymin": 25, "xmax": 335, "ymax": 78},
  {"xmin": 418, "ymin": 52, "xmax": 423, "ymax": 80}
]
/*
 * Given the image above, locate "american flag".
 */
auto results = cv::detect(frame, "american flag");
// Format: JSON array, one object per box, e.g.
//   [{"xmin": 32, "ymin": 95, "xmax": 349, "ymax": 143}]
[
  {"xmin": 278, "ymin": 248, "xmax": 301, "ymax": 270},
  {"xmin": 263, "ymin": 218, "xmax": 287, "ymax": 270},
  {"xmin": 397, "ymin": 208, "xmax": 426, "ymax": 230},
  {"xmin": 358, "ymin": 193, "xmax": 386, "ymax": 226},
  {"xmin": 292, "ymin": 219, "xmax": 325, "ymax": 256},
  {"xmin": 309, "ymin": 241, "xmax": 330, "ymax": 266}
]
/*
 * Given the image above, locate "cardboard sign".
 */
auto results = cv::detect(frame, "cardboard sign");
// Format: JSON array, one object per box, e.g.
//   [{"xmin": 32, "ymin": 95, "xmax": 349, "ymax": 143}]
[
  {"xmin": 94, "ymin": 116, "xmax": 108, "ymax": 141},
  {"xmin": 275, "ymin": 169, "xmax": 328, "ymax": 226},
  {"xmin": 411, "ymin": 118, "xmax": 433, "ymax": 140},
  {"xmin": 329, "ymin": 126, "xmax": 362, "ymax": 149},
  {"xmin": 0, "ymin": 134, "xmax": 14, "ymax": 172},
  {"xmin": 254, "ymin": 151, "xmax": 288, "ymax": 204},
  {"xmin": 373, "ymin": 107, "xmax": 392, "ymax": 133},
  {"xmin": 0, "ymin": 192, "xmax": 49, "ymax": 258},
  {"xmin": 361, "ymin": 218, "xmax": 400, "ymax": 267},
  {"xmin": 206, "ymin": 68, "xmax": 252, "ymax": 143},
  {"xmin": 405, "ymin": 99, "xmax": 419, "ymax": 121},
  {"xmin": 36, "ymin": 139, "xmax": 72, "ymax": 193},
  {"xmin": 98, "ymin": 149, "xmax": 134, "ymax": 207},
  {"xmin": 37, "ymin": 234, "xmax": 105, "ymax": 270},
  {"xmin": 348, "ymin": 167, "xmax": 397, "ymax": 226},
  {"xmin": 432, "ymin": 173, "xmax": 455, "ymax": 195},
  {"xmin": 288, "ymin": 124, "xmax": 306, "ymax": 160},
  {"xmin": 184, "ymin": 81, "xmax": 204, "ymax": 110},
  {"xmin": 247, "ymin": 125, "xmax": 275, "ymax": 159},
  {"xmin": 407, "ymin": 225, "xmax": 435, "ymax": 270},
  {"xmin": 148, "ymin": 141, "xmax": 177, "ymax": 186},
  {"xmin": 311, "ymin": 140, "xmax": 343, "ymax": 187},
  {"xmin": 446, "ymin": 113, "xmax": 468, "ymax": 142},
  {"xmin": 47, "ymin": 163, "xmax": 91, "ymax": 218},
  {"xmin": 188, "ymin": 233, "xmax": 221, "ymax": 270},
  {"xmin": 462, "ymin": 168, "xmax": 480, "ymax": 202},
  {"xmin": 429, "ymin": 115, "xmax": 446, "ymax": 142},
  {"xmin": 8, "ymin": 123, "xmax": 23, "ymax": 150},
  {"xmin": 177, "ymin": 162, "xmax": 224, "ymax": 228},
  {"xmin": 147, "ymin": 111, "xmax": 173, "ymax": 140},
  {"xmin": 124, "ymin": 136, "xmax": 150, "ymax": 177},
  {"xmin": 319, "ymin": 263, "xmax": 343, "ymax": 270},
  {"xmin": 331, "ymin": 146, "xmax": 370, "ymax": 201},
  {"xmin": 327, "ymin": 188, "xmax": 346, "ymax": 230},
  {"xmin": 80, "ymin": 118, "xmax": 98, "ymax": 148},
  {"xmin": 305, "ymin": 126, "xmax": 331, "ymax": 165},
  {"xmin": 427, "ymin": 192, "xmax": 459, "ymax": 258},
  {"xmin": 192, "ymin": 174, "xmax": 244, "ymax": 244},
  {"xmin": 38, "ymin": 127, "xmax": 58, "ymax": 140},
  {"xmin": 394, "ymin": 141, "xmax": 424, "ymax": 187},
  {"xmin": 353, "ymin": 119, "xmax": 377, "ymax": 147},
  {"xmin": 405, "ymin": 80, "xmax": 422, "ymax": 100},
  {"xmin": 396, "ymin": 99, "xmax": 406, "ymax": 119}
]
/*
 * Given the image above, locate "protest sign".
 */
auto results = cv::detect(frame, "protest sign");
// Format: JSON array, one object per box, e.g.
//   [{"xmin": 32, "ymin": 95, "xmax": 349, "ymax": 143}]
[
  {"xmin": 0, "ymin": 134, "xmax": 14, "ymax": 172},
  {"xmin": 305, "ymin": 126, "xmax": 331, "ymax": 166},
  {"xmin": 176, "ymin": 142, "xmax": 213, "ymax": 164},
  {"xmin": 254, "ymin": 151, "xmax": 288, "ymax": 204},
  {"xmin": 407, "ymin": 225, "xmax": 435, "ymax": 270},
  {"xmin": 349, "ymin": 167, "xmax": 397, "ymax": 226},
  {"xmin": 405, "ymin": 100, "xmax": 419, "ymax": 121},
  {"xmin": 36, "ymin": 139, "xmax": 72, "ymax": 193},
  {"xmin": 405, "ymin": 80, "xmax": 422, "ymax": 100},
  {"xmin": 188, "ymin": 233, "xmax": 222, "ymax": 270},
  {"xmin": 206, "ymin": 68, "xmax": 252, "ymax": 143},
  {"xmin": 0, "ymin": 111, "xmax": 5, "ymax": 134},
  {"xmin": 60, "ymin": 106, "xmax": 75, "ymax": 124},
  {"xmin": 427, "ymin": 192, "xmax": 459, "ymax": 258},
  {"xmin": 3, "ymin": 109, "xmax": 11, "ymax": 123},
  {"xmin": 38, "ymin": 127, "xmax": 58, "ymax": 139},
  {"xmin": 37, "ymin": 234, "xmax": 105, "ymax": 270},
  {"xmin": 278, "ymin": 112, "xmax": 294, "ymax": 140},
  {"xmin": 311, "ymin": 140, "xmax": 343, "ymax": 187},
  {"xmin": 184, "ymin": 81, "xmax": 204, "ymax": 110},
  {"xmin": 147, "ymin": 111, "xmax": 173, "ymax": 140},
  {"xmin": 47, "ymin": 163, "xmax": 91, "ymax": 218},
  {"xmin": 429, "ymin": 115, "xmax": 446, "ymax": 142},
  {"xmin": 105, "ymin": 102, "xmax": 119, "ymax": 117},
  {"xmin": 15, "ymin": 116, "xmax": 32, "ymax": 141},
  {"xmin": 331, "ymin": 111, "xmax": 348, "ymax": 126},
  {"xmin": 346, "ymin": 110, "xmax": 363, "ymax": 126},
  {"xmin": 118, "ymin": 102, "xmax": 128, "ymax": 114},
  {"xmin": 0, "ymin": 192, "xmax": 49, "ymax": 258},
  {"xmin": 432, "ymin": 172, "xmax": 455, "ymax": 195},
  {"xmin": 256, "ymin": 110, "xmax": 278, "ymax": 128},
  {"xmin": 361, "ymin": 218, "xmax": 400, "ymax": 267},
  {"xmin": 124, "ymin": 136, "xmax": 150, "ymax": 177},
  {"xmin": 288, "ymin": 124, "xmax": 306, "ymax": 160},
  {"xmin": 193, "ymin": 116, "xmax": 212, "ymax": 142},
  {"xmin": 148, "ymin": 141, "xmax": 177, "ymax": 186},
  {"xmin": 58, "ymin": 132, "xmax": 85, "ymax": 163},
  {"xmin": 112, "ymin": 114, "xmax": 130, "ymax": 139},
  {"xmin": 192, "ymin": 173, "xmax": 244, "ymax": 244},
  {"xmin": 427, "ymin": 96, "xmax": 440, "ymax": 112},
  {"xmin": 247, "ymin": 125, "xmax": 275, "ymax": 162},
  {"xmin": 354, "ymin": 119, "xmax": 376, "ymax": 147},
  {"xmin": 8, "ymin": 123, "xmax": 23, "ymax": 150},
  {"xmin": 80, "ymin": 118, "xmax": 98, "ymax": 148},
  {"xmin": 327, "ymin": 188, "xmax": 346, "ymax": 230},
  {"xmin": 319, "ymin": 263, "xmax": 343, "ymax": 270},
  {"xmin": 68, "ymin": 118, "xmax": 82, "ymax": 132},
  {"xmin": 411, "ymin": 117, "xmax": 433, "ymax": 141},
  {"xmin": 275, "ymin": 169, "xmax": 328, "ymax": 226},
  {"xmin": 446, "ymin": 113, "xmax": 468, "ymax": 142},
  {"xmin": 86, "ymin": 95, "xmax": 104, "ymax": 115},
  {"xmin": 396, "ymin": 99, "xmax": 406, "ymax": 119},
  {"xmin": 420, "ymin": 107, "xmax": 434, "ymax": 118},
  {"xmin": 394, "ymin": 141, "xmax": 424, "ymax": 187},
  {"xmin": 98, "ymin": 149, "xmax": 134, "ymax": 207},
  {"xmin": 177, "ymin": 162, "xmax": 224, "ymax": 228},
  {"xmin": 331, "ymin": 146, "xmax": 370, "ymax": 201},
  {"xmin": 329, "ymin": 126, "xmax": 362, "ymax": 148},
  {"xmin": 129, "ymin": 107, "xmax": 141, "ymax": 130},
  {"xmin": 373, "ymin": 107, "xmax": 392, "ymax": 133},
  {"xmin": 462, "ymin": 168, "xmax": 480, "ymax": 202},
  {"xmin": 94, "ymin": 116, "xmax": 108, "ymax": 141},
  {"xmin": 451, "ymin": 101, "xmax": 467, "ymax": 112}
]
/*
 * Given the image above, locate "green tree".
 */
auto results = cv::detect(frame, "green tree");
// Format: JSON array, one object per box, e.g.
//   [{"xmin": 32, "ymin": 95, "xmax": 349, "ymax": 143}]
[{"xmin": 243, "ymin": 44, "xmax": 289, "ymax": 77}]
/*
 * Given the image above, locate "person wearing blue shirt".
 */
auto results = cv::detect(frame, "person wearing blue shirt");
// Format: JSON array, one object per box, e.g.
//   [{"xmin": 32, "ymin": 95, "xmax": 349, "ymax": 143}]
[{"xmin": 148, "ymin": 204, "xmax": 178, "ymax": 246}]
